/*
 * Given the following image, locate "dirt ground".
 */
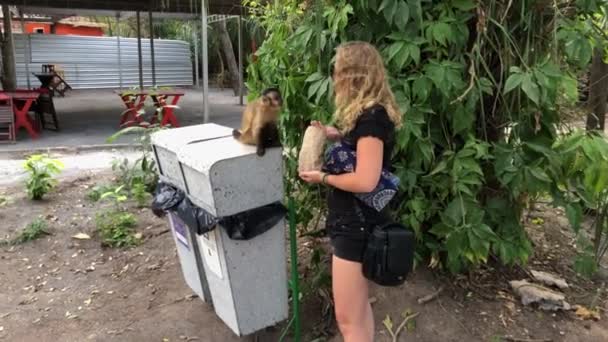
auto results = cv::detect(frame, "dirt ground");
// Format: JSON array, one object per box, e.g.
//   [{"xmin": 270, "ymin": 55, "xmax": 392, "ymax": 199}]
[{"xmin": 1, "ymin": 171, "xmax": 607, "ymax": 342}]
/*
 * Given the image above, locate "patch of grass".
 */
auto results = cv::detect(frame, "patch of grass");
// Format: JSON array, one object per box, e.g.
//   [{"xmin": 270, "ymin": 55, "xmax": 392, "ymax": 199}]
[
  {"xmin": 95, "ymin": 210, "xmax": 140, "ymax": 248},
  {"xmin": 8, "ymin": 218, "xmax": 50, "ymax": 245}
]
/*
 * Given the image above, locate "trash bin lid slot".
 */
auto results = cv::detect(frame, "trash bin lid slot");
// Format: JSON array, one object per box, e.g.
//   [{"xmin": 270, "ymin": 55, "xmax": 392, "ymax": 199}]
[{"xmin": 186, "ymin": 134, "xmax": 234, "ymax": 145}]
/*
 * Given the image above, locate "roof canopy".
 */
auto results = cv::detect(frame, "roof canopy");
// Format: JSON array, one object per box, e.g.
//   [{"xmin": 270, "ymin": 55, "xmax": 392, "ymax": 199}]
[{"xmin": 0, "ymin": 0, "xmax": 242, "ymax": 15}]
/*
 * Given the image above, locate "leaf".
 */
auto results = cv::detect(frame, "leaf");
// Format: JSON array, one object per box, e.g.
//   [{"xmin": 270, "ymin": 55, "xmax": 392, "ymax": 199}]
[
  {"xmin": 524, "ymin": 142, "xmax": 554, "ymax": 159},
  {"xmin": 432, "ymin": 22, "xmax": 452, "ymax": 46},
  {"xmin": 503, "ymin": 73, "xmax": 524, "ymax": 94},
  {"xmin": 408, "ymin": 44, "xmax": 421, "ymax": 65},
  {"xmin": 394, "ymin": 43, "xmax": 411, "ymax": 69},
  {"xmin": 378, "ymin": 0, "xmax": 392, "ymax": 12},
  {"xmin": 394, "ymin": 1, "xmax": 410, "ymax": 31},
  {"xmin": 528, "ymin": 167, "xmax": 551, "ymax": 183},
  {"xmin": 413, "ymin": 76, "xmax": 432, "ymax": 102},
  {"xmin": 561, "ymin": 75, "xmax": 579, "ymax": 104},
  {"xmin": 478, "ymin": 77, "xmax": 494, "ymax": 95},
  {"xmin": 315, "ymin": 78, "xmax": 330, "ymax": 104},
  {"xmin": 382, "ymin": 0, "xmax": 398, "ymax": 24},
  {"xmin": 443, "ymin": 198, "xmax": 466, "ymax": 226},
  {"xmin": 72, "ymin": 233, "xmax": 91, "ymax": 240},
  {"xmin": 387, "ymin": 42, "xmax": 406, "ymax": 62},
  {"xmin": 452, "ymin": 105, "xmax": 475, "ymax": 135},
  {"xmin": 305, "ymin": 72, "xmax": 324, "ymax": 83},
  {"xmin": 383, "ymin": 314, "xmax": 394, "ymax": 332},
  {"xmin": 308, "ymin": 80, "xmax": 323, "ymax": 100},
  {"xmin": 428, "ymin": 160, "xmax": 448, "ymax": 176},
  {"xmin": 472, "ymin": 224, "xmax": 497, "ymax": 241},
  {"xmin": 521, "ymin": 73, "xmax": 540, "ymax": 105},
  {"xmin": 452, "ymin": 0, "xmax": 477, "ymax": 11},
  {"xmin": 574, "ymin": 305, "xmax": 601, "ymax": 321},
  {"xmin": 106, "ymin": 126, "xmax": 147, "ymax": 143}
]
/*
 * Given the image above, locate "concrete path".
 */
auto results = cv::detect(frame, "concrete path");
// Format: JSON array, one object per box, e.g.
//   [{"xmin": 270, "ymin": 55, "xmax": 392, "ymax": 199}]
[
  {"xmin": 0, "ymin": 149, "xmax": 141, "ymax": 187},
  {"xmin": 0, "ymin": 87, "xmax": 244, "ymax": 152}
]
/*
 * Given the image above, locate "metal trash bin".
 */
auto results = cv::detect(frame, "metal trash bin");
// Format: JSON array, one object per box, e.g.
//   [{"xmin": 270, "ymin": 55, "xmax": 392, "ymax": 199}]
[
  {"xmin": 151, "ymin": 124, "xmax": 232, "ymax": 304},
  {"xmin": 151, "ymin": 124, "xmax": 288, "ymax": 336},
  {"xmin": 166, "ymin": 212, "xmax": 211, "ymax": 303},
  {"xmin": 151, "ymin": 123, "xmax": 233, "ymax": 188},
  {"xmin": 178, "ymin": 135, "xmax": 288, "ymax": 336}
]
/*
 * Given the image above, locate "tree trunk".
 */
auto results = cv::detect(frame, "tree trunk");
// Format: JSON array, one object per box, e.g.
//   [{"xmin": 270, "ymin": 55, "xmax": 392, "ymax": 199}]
[
  {"xmin": 1, "ymin": 5, "xmax": 17, "ymax": 91},
  {"xmin": 217, "ymin": 20, "xmax": 240, "ymax": 96},
  {"xmin": 586, "ymin": 48, "xmax": 608, "ymax": 132}
]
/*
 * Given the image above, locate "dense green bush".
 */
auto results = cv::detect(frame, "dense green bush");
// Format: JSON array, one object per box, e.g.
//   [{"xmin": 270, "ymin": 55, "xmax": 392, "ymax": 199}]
[{"xmin": 245, "ymin": 0, "xmax": 608, "ymax": 272}]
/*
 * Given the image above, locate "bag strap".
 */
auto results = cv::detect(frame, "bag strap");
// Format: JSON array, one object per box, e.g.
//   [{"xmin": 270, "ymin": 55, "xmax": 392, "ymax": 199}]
[{"xmin": 353, "ymin": 197, "xmax": 367, "ymax": 223}]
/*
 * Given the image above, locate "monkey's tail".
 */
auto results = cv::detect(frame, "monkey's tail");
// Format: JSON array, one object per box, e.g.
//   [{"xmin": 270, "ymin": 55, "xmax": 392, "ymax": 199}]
[{"xmin": 232, "ymin": 129, "xmax": 242, "ymax": 140}]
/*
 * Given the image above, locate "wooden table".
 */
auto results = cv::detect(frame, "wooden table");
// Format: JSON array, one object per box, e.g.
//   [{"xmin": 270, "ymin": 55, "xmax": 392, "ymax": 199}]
[
  {"xmin": 115, "ymin": 90, "xmax": 184, "ymax": 128},
  {"xmin": 3, "ymin": 91, "xmax": 41, "ymax": 139}
]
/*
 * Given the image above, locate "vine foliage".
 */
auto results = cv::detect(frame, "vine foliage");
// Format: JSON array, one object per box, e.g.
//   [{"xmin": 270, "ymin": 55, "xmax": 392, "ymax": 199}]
[{"xmin": 245, "ymin": 0, "xmax": 608, "ymax": 273}]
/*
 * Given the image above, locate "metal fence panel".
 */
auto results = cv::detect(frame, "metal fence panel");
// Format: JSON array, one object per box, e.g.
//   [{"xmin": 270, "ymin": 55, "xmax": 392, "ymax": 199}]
[{"xmin": 4, "ymin": 34, "xmax": 193, "ymax": 89}]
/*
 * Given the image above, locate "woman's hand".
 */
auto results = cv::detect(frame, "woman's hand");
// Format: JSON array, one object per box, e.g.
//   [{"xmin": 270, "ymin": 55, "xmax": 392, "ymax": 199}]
[
  {"xmin": 311, "ymin": 121, "xmax": 341, "ymax": 141},
  {"xmin": 299, "ymin": 171, "xmax": 324, "ymax": 184}
]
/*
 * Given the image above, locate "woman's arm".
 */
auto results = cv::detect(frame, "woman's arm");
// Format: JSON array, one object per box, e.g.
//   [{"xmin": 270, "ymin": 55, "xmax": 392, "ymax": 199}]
[
  {"xmin": 311, "ymin": 121, "xmax": 342, "ymax": 141},
  {"xmin": 299, "ymin": 137, "xmax": 383, "ymax": 193}
]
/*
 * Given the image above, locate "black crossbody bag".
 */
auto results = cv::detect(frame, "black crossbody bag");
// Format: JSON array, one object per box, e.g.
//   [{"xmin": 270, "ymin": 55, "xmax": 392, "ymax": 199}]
[{"xmin": 354, "ymin": 202, "xmax": 416, "ymax": 286}]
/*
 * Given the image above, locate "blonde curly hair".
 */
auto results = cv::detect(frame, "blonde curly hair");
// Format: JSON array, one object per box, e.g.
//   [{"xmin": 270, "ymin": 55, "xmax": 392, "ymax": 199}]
[{"xmin": 333, "ymin": 41, "xmax": 402, "ymax": 133}]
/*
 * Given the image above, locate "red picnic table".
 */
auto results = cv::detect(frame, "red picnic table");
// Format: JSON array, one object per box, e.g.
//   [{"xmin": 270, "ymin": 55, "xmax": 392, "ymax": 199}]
[
  {"xmin": 3, "ymin": 91, "xmax": 41, "ymax": 139},
  {"xmin": 115, "ymin": 90, "xmax": 184, "ymax": 128}
]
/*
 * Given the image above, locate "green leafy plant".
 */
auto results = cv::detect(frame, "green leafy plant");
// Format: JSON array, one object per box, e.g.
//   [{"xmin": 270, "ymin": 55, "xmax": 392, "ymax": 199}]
[
  {"xmin": 10, "ymin": 218, "xmax": 50, "ymax": 245},
  {"xmin": 111, "ymin": 156, "xmax": 158, "ymax": 194},
  {"xmin": 131, "ymin": 182, "xmax": 151, "ymax": 208},
  {"xmin": 550, "ymin": 130, "xmax": 608, "ymax": 276},
  {"xmin": 95, "ymin": 210, "xmax": 140, "ymax": 248},
  {"xmin": 86, "ymin": 184, "xmax": 115, "ymax": 202},
  {"xmin": 245, "ymin": 0, "xmax": 606, "ymax": 273},
  {"xmin": 107, "ymin": 122, "xmax": 164, "ymax": 199},
  {"xmin": 23, "ymin": 154, "xmax": 64, "ymax": 200},
  {"xmin": 100, "ymin": 185, "xmax": 129, "ymax": 209}
]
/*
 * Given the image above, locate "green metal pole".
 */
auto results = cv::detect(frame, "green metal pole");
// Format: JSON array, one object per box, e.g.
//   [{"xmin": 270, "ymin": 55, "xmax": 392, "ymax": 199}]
[{"xmin": 288, "ymin": 197, "xmax": 301, "ymax": 342}]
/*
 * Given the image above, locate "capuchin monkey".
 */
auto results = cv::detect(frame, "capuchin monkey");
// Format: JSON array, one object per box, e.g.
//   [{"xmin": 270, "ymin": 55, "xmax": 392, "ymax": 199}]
[{"xmin": 233, "ymin": 88, "xmax": 283, "ymax": 156}]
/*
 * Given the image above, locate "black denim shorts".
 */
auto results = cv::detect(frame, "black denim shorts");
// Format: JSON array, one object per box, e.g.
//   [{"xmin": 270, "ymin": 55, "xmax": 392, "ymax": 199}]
[{"xmin": 327, "ymin": 223, "xmax": 373, "ymax": 263}]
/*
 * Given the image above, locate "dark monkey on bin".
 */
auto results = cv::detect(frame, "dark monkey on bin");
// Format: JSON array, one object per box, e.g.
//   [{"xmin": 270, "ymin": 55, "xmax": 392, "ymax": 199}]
[{"xmin": 232, "ymin": 88, "xmax": 283, "ymax": 156}]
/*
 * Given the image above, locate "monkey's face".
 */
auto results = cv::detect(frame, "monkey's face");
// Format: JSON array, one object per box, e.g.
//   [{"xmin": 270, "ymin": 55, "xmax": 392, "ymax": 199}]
[{"xmin": 265, "ymin": 91, "xmax": 283, "ymax": 108}]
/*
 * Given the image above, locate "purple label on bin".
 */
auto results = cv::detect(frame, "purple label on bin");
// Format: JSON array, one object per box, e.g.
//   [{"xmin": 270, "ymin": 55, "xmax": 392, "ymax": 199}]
[{"xmin": 170, "ymin": 213, "xmax": 189, "ymax": 250}]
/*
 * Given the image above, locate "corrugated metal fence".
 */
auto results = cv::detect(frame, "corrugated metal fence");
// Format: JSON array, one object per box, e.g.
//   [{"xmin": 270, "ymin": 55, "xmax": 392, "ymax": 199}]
[{"xmin": 6, "ymin": 34, "xmax": 193, "ymax": 89}]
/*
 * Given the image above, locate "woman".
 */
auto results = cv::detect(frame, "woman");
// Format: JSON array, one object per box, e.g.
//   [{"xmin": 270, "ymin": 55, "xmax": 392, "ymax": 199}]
[{"xmin": 299, "ymin": 41, "xmax": 402, "ymax": 341}]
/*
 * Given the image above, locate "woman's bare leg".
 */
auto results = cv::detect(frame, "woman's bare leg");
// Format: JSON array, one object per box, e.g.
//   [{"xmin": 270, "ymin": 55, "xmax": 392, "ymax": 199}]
[{"xmin": 332, "ymin": 255, "xmax": 374, "ymax": 342}]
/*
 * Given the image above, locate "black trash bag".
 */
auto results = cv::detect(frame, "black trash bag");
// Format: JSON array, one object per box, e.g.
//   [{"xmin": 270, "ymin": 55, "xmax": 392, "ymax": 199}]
[
  {"xmin": 219, "ymin": 202, "xmax": 287, "ymax": 240},
  {"xmin": 151, "ymin": 182, "xmax": 185, "ymax": 217},
  {"xmin": 174, "ymin": 197, "xmax": 218, "ymax": 234}
]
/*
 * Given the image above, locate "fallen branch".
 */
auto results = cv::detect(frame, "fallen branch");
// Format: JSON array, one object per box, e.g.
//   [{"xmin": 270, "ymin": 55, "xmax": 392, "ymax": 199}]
[
  {"xmin": 500, "ymin": 336, "xmax": 552, "ymax": 342},
  {"xmin": 151, "ymin": 229, "xmax": 171, "ymax": 238},
  {"xmin": 152, "ymin": 294, "xmax": 198, "ymax": 310},
  {"xmin": 417, "ymin": 286, "xmax": 445, "ymax": 305},
  {"xmin": 387, "ymin": 313, "xmax": 419, "ymax": 342}
]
